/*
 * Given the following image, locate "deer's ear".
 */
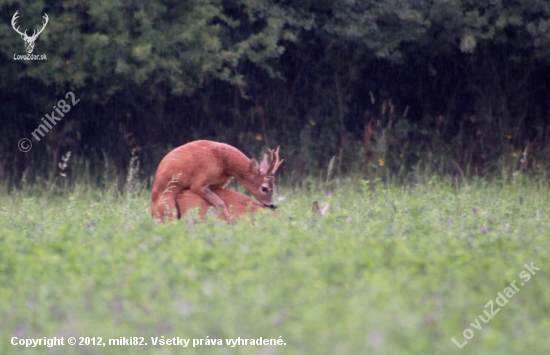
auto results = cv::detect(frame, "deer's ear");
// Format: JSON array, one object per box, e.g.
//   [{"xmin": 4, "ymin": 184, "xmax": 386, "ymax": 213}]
[
  {"xmin": 250, "ymin": 158, "xmax": 260, "ymax": 175},
  {"xmin": 312, "ymin": 201, "xmax": 320, "ymax": 214}
]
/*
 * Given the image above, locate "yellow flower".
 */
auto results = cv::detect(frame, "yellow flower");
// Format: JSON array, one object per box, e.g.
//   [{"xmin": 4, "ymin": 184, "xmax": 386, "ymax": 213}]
[
  {"xmin": 512, "ymin": 152, "xmax": 519, "ymax": 157},
  {"xmin": 378, "ymin": 159, "xmax": 385, "ymax": 167},
  {"xmin": 255, "ymin": 134, "xmax": 263, "ymax": 141},
  {"xmin": 309, "ymin": 119, "xmax": 316, "ymax": 126}
]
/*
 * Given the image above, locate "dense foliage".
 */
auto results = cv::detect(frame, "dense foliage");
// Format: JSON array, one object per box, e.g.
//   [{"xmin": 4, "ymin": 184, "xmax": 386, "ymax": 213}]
[{"xmin": 2, "ymin": 0, "xmax": 550, "ymax": 186}]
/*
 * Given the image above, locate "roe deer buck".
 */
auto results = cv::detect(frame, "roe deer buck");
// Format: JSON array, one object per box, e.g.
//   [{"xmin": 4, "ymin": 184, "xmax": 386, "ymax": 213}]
[
  {"xmin": 151, "ymin": 140, "xmax": 283, "ymax": 222},
  {"xmin": 176, "ymin": 188, "xmax": 278, "ymax": 222}
]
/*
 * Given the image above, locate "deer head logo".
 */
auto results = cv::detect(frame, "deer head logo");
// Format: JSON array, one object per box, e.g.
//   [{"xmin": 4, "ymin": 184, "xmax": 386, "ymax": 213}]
[{"xmin": 11, "ymin": 11, "xmax": 49, "ymax": 54}]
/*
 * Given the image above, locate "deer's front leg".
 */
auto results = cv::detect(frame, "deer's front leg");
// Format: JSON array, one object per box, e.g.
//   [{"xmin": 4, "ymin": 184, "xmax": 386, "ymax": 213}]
[{"xmin": 200, "ymin": 187, "xmax": 232, "ymax": 223}]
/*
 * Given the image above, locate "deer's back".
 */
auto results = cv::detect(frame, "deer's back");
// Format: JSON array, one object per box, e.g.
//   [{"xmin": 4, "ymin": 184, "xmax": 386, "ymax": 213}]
[{"xmin": 153, "ymin": 140, "xmax": 245, "ymax": 194}]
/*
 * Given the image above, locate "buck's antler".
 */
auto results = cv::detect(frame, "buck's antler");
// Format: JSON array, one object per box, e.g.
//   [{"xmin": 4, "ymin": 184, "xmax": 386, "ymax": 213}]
[{"xmin": 267, "ymin": 146, "xmax": 283, "ymax": 175}]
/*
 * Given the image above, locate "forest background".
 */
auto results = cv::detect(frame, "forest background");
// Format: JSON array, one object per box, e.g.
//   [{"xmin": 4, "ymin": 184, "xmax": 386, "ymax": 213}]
[{"xmin": 2, "ymin": 0, "xmax": 550, "ymax": 187}]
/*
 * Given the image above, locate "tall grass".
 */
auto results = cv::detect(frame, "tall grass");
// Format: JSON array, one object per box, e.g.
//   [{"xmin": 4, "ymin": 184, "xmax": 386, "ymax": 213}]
[{"xmin": 0, "ymin": 176, "xmax": 549, "ymax": 354}]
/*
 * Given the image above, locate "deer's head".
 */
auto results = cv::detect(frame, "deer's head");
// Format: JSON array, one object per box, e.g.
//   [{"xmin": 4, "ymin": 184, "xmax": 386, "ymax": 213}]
[
  {"xmin": 12, "ymin": 11, "xmax": 48, "ymax": 54},
  {"xmin": 246, "ymin": 146, "xmax": 283, "ymax": 209}
]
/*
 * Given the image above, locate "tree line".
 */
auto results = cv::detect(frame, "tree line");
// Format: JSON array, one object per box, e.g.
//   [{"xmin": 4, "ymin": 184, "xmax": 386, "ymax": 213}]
[{"xmin": 2, "ymin": 0, "xmax": 550, "ymax": 187}]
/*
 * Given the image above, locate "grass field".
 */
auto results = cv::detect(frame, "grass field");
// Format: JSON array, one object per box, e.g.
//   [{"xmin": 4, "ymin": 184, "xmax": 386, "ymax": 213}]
[{"xmin": 1, "ymin": 177, "xmax": 549, "ymax": 354}]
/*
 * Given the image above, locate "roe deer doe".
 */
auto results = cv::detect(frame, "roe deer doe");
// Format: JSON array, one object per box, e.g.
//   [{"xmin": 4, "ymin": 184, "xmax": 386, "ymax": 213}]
[
  {"xmin": 151, "ymin": 140, "xmax": 283, "ymax": 222},
  {"xmin": 176, "ymin": 188, "xmax": 277, "ymax": 222},
  {"xmin": 178, "ymin": 191, "xmax": 327, "ymax": 223}
]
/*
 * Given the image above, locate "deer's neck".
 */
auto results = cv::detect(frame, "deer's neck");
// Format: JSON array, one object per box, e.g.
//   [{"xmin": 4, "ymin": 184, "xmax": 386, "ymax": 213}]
[{"xmin": 222, "ymin": 145, "xmax": 252, "ymax": 182}]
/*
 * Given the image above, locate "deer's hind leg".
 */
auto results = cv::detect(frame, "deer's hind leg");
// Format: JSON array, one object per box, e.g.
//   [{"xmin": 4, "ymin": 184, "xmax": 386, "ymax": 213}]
[{"xmin": 152, "ymin": 190, "xmax": 179, "ymax": 222}]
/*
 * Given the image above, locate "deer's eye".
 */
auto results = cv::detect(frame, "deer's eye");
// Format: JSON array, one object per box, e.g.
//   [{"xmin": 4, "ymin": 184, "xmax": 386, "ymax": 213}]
[{"xmin": 261, "ymin": 187, "xmax": 268, "ymax": 193}]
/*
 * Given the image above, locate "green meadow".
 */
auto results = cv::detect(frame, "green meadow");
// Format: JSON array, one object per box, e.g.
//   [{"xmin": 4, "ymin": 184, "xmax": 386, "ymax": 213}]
[{"xmin": 1, "ymin": 177, "xmax": 549, "ymax": 354}]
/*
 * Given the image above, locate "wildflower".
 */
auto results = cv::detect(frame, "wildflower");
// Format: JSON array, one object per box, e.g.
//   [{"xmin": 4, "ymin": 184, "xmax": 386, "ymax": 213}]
[
  {"xmin": 472, "ymin": 208, "xmax": 478, "ymax": 214},
  {"xmin": 15, "ymin": 324, "xmax": 25, "ymax": 338},
  {"xmin": 255, "ymin": 134, "xmax": 263, "ymax": 141},
  {"xmin": 327, "ymin": 192, "xmax": 334, "ymax": 198},
  {"xmin": 309, "ymin": 119, "xmax": 316, "ymax": 126},
  {"xmin": 277, "ymin": 196, "xmax": 285, "ymax": 201},
  {"xmin": 201, "ymin": 281, "xmax": 214, "ymax": 296},
  {"xmin": 481, "ymin": 225, "xmax": 488, "ymax": 233},
  {"xmin": 367, "ymin": 330, "xmax": 385, "ymax": 346},
  {"xmin": 512, "ymin": 152, "xmax": 519, "ymax": 157},
  {"xmin": 505, "ymin": 135, "xmax": 512, "ymax": 140},
  {"xmin": 378, "ymin": 159, "xmax": 385, "ymax": 167}
]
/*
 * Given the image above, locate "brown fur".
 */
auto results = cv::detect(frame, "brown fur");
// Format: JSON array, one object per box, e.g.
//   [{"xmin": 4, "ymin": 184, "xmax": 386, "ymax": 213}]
[
  {"xmin": 151, "ymin": 140, "xmax": 282, "ymax": 222},
  {"xmin": 312, "ymin": 201, "xmax": 330, "ymax": 217},
  {"xmin": 176, "ymin": 188, "xmax": 277, "ymax": 222}
]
